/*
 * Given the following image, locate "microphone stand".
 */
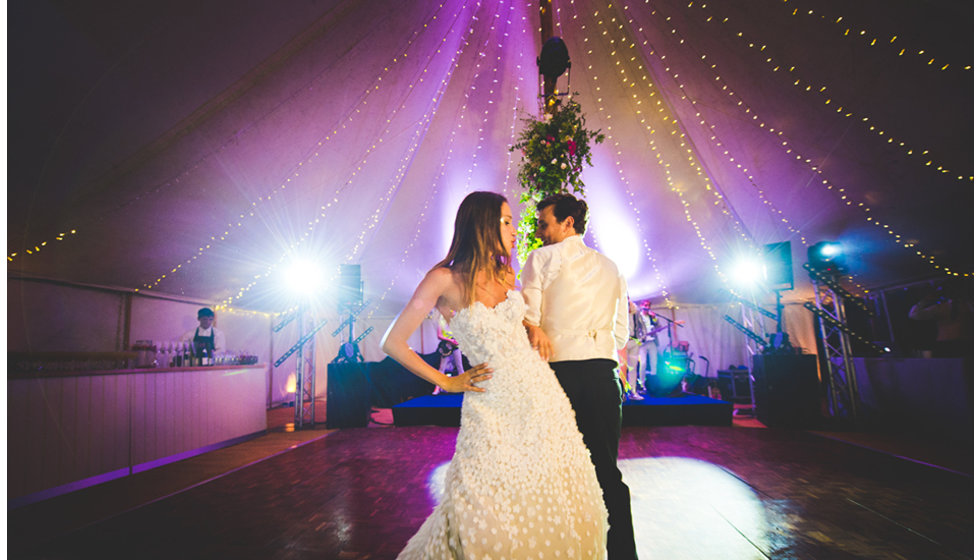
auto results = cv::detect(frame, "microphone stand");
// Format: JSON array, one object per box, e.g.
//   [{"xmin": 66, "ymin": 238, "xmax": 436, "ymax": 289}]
[
  {"xmin": 650, "ymin": 312, "xmax": 690, "ymax": 396},
  {"xmin": 652, "ymin": 312, "xmax": 684, "ymax": 352}
]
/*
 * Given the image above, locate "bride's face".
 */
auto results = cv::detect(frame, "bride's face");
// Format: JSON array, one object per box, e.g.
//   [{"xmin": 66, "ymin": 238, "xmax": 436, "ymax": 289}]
[{"xmin": 499, "ymin": 202, "xmax": 517, "ymax": 252}]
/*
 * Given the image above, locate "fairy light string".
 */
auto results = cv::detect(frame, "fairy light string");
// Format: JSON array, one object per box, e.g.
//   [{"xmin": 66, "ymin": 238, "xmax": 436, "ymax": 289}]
[
  {"xmin": 558, "ymin": 0, "xmax": 675, "ymax": 303},
  {"xmin": 7, "ymin": 230, "xmax": 78, "ymax": 261},
  {"xmin": 366, "ymin": 0, "xmax": 532, "ymax": 323},
  {"xmin": 610, "ymin": 2, "xmax": 755, "ymax": 247},
  {"xmin": 680, "ymin": 1, "xmax": 972, "ymax": 184},
  {"xmin": 220, "ymin": 1, "xmax": 489, "ymax": 308},
  {"xmin": 580, "ymin": 2, "xmax": 755, "ymax": 296},
  {"xmin": 576, "ymin": 1, "xmax": 730, "ymax": 302},
  {"xmin": 644, "ymin": 2, "xmax": 970, "ymax": 278},
  {"xmin": 458, "ymin": 0, "xmax": 512, "ymax": 202},
  {"xmin": 346, "ymin": 0, "xmax": 506, "ymax": 266},
  {"xmin": 775, "ymin": 0, "xmax": 972, "ymax": 74},
  {"xmin": 134, "ymin": 3, "xmax": 459, "ymax": 292},
  {"xmin": 141, "ymin": 3, "xmax": 470, "ymax": 296},
  {"xmin": 13, "ymin": 4, "xmax": 454, "ymax": 269},
  {"xmin": 624, "ymin": 5, "xmax": 810, "ymax": 250}
]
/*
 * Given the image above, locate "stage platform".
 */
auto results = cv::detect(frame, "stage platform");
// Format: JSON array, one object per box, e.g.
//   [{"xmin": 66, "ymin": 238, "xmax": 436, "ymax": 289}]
[{"xmin": 392, "ymin": 393, "xmax": 733, "ymax": 427}]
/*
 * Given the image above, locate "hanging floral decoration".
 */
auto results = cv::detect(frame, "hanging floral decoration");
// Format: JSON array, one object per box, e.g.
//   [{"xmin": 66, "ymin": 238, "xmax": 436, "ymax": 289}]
[{"xmin": 509, "ymin": 96, "xmax": 604, "ymax": 262}]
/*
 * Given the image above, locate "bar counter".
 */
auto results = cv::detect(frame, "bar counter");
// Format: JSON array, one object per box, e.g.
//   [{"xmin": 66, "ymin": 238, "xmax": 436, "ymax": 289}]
[{"xmin": 9, "ymin": 363, "xmax": 268, "ymax": 507}]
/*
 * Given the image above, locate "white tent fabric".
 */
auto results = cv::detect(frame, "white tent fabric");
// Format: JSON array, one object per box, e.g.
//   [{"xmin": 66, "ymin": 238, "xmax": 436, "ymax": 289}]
[{"xmin": 8, "ymin": 1, "xmax": 972, "ymax": 383}]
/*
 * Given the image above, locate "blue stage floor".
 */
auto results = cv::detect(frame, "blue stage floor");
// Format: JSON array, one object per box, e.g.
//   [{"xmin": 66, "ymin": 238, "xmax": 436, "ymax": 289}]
[{"xmin": 393, "ymin": 393, "xmax": 733, "ymax": 427}]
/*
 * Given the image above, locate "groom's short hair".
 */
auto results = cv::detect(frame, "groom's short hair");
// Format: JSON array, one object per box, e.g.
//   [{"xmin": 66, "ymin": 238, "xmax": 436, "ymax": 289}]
[{"xmin": 538, "ymin": 193, "xmax": 588, "ymax": 234}]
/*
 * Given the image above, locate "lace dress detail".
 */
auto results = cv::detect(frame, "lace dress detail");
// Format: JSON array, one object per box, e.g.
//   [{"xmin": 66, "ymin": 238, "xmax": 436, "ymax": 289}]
[{"xmin": 398, "ymin": 290, "xmax": 608, "ymax": 559}]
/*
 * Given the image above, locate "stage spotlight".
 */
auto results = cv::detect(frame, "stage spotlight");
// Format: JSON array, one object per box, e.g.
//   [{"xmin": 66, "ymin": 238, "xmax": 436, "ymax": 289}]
[
  {"xmin": 283, "ymin": 258, "xmax": 325, "ymax": 297},
  {"xmin": 729, "ymin": 256, "xmax": 766, "ymax": 288},
  {"xmin": 537, "ymin": 37, "xmax": 570, "ymax": 80},
  {"xmin": 819, "ymin": 243, "xmax": 842, "ymax": 259},
  {"xmin": 807, "ymin": 241, "xmax": 846, "ymax": 275}
]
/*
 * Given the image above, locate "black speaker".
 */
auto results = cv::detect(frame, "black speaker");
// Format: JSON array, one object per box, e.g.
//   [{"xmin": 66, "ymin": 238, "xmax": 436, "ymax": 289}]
[
  {"xmin": 752, "ymin": 354, "xmax": 820, "ymax": 428},
  {"xmin": 326, "ymin": 362, "xmax": 371, "ymax": 428},
  {"xmin": 764, "ymin": 241, "xmax": 793, "ymax": 290}
]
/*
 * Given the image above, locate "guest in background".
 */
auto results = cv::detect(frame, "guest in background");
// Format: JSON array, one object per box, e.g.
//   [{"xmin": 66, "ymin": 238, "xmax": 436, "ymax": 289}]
[
  {"xmin": 432, "ymin": 319, "xmax": 465, "ymax": 395},
  {"xmin": 623, "ymin": 299, "xmax": 645, "ymax": 400},
  {"xmin": 908, "ymin": 280, "xmax": 973, "ymax": 358},
  {"xmin": 635, "ymin": 300, "xmax": 660, "ymax": 383},
  {"xmin": 181, "ymin": 307, "xmax": 226, "ymax": 359}
]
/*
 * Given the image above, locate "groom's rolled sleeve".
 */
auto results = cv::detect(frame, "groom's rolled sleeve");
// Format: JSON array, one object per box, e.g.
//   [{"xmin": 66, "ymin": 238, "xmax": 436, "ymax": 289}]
[
  {"xmin": 522, "ymin": 249, "xmax": 553, "ymax": 327},
  {"xmin": 614, "ymin": 274, "xmax": 629, "ymax": 350}
]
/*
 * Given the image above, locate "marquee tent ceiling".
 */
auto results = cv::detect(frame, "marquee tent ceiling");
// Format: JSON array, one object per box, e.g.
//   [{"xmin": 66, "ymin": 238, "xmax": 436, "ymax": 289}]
[{"xmin": 8, "ymin": 0, "xmax": 973, "ymax": 316}]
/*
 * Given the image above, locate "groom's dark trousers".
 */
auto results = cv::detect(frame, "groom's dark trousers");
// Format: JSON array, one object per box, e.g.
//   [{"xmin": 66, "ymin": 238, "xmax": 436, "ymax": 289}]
[{"xmin": 551, "ymin": 358, "xmax": 638, "ymax": 560}]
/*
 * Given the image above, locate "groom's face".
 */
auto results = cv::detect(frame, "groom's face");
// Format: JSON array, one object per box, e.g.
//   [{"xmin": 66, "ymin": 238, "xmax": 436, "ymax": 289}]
[{"xmin": 536, "ymin": 205, "xmax": 573, "ymax": 246}]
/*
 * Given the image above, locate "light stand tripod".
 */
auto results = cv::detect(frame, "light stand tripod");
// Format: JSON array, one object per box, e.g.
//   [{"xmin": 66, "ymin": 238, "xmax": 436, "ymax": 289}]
[{"xmin": 330, "ymin": 301, "xmax": 373, "ymax": 364}]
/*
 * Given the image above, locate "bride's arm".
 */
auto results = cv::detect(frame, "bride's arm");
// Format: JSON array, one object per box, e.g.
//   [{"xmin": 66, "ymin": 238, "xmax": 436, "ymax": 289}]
[{"xmin": 381, "ymin": 268, "xmax": 493, "ymax": 393}]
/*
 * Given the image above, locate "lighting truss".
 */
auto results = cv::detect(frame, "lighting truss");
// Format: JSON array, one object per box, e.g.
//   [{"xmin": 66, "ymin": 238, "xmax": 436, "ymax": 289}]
[{"xmin": 806, "ymin": 272, "xmax": 860, "ymax": 424}]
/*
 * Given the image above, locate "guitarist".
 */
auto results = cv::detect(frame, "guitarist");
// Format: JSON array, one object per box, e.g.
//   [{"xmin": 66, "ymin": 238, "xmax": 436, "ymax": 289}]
[{"xmin": 625, "ymin": 299, "xmax": 662, "ymax": 399}]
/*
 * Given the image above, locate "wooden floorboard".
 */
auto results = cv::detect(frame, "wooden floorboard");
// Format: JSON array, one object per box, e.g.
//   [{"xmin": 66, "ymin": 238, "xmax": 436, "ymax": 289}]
[{"xmin": 8, "ymin": 421, "xmax": 972, "ymax": 560}]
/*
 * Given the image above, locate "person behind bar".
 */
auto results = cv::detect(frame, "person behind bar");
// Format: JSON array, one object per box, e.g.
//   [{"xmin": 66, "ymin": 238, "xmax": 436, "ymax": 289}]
[
  {"xmin": 522, "ymin": 192, "xmax": 638, "ymax": 560},
  {"xmin": 180, "ymin": 307, "xmax": 226, "ymax": 360}
]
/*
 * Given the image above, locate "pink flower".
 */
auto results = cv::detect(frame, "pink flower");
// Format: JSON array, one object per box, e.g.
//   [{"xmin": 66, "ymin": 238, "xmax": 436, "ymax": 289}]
[{"xmin": 567, "ymin": 140, "xmax": 577, "ymax": 155}]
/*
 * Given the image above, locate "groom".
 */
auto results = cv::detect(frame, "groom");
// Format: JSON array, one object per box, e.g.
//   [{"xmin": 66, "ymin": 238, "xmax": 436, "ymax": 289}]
[{"xmin": 522, "ymin": 193, "xmax": 638, "ymax": 559}]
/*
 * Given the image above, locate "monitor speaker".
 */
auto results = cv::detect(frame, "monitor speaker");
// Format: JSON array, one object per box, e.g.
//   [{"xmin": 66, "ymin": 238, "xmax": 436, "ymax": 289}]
[
  {"xmin": 338, "ymin": 264, "xmax": 362, "ymax": 306},
  {"xmin": 752, "ymin": 354, "xmax": 820, "ymax": 428},
  {"xmin": 764, "ymin": 241, "xmax": 793, "ymax": 290}
]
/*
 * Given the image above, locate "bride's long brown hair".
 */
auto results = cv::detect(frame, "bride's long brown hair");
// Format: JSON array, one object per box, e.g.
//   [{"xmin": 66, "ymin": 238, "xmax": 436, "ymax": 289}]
[{"xmin": 433, "ymin": 191, "xmax": 512, "ymax": 306}]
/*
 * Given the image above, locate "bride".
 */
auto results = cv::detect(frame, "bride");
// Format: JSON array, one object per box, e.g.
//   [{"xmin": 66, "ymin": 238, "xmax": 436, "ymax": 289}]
[{"xmin": 381, "ymin": 191, "xmax": 608, "ymax": 559}]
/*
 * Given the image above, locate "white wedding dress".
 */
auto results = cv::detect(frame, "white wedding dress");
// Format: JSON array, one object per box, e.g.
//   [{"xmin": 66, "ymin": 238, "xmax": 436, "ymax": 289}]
[{"xmin": 398, "ymin": 290, "xmax": 608, "ymax": 559}]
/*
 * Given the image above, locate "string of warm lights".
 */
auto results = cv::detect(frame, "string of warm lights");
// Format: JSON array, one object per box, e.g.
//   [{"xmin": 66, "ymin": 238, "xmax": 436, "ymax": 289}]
[
  {"xmin": 7, "ymin": 230, "xmax": 78, "ymax": 262},
  {"xmin": 345, "ymin": 0, "xmax": 514, "ymax": 269},
  {"xmin": 578, "ymin": 2, "xmax": 753, "ymax": 297},
  {"xmin": 561, "ymin": 1, "xmax": 675, "ymax": 304},
  {"xmin": 134, "ymin": 3, "xmax": 456, "ymax": 293},
  {"xmin": 601, "ymin": 4, "xmax": 756, "ymax": 248},
  {"xmin": 281, "ymin": 3, "xmax": 482, "ymax": 262},
  {"xmin": 218, "ymin": 4, "xmax": 481, "ymax": 308},
  {"xmin": 365, "ymin": 0, "xmax": 530, "ymax": 323},
  {"xmin": 211, "ymin": 304, "xmax": 273, "ymax": 318},
  {"xmin": 621, "ymin": 5, "xmax": 811, "ymax": 251},
  {"xmin": 342, "ymin": 10, "xmax": 495, "ymax": 267},
  {"xmin": 802, "ymin": 263, "xmax": 870, "ymax": 313},
  {"xmin": 16, "ymin": 5, "xmax": 454, "ymax": 269},
  {"xmin": 639, "ymin": 2, "xmax": 971, "ymax": 279},
  {"xmin": 226, "ymin": 2, "xmax": 510, "ymax": 309},
  {"xmin": 457, "ymin": 1, "xmax": 513, "ymax": 209},
  {"xmin": 680, "ymin": 1, "xmax": 972, "ymax": 184},
  {"xmin": 775, "ymin": 0, "xmax": 972, "ymax": 74}
]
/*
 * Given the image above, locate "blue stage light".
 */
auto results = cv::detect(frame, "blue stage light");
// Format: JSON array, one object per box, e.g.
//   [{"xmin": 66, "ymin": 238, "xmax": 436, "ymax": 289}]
[{"xmin": 807, "ymin": 241, "xmax": 846, "ymax": 275}]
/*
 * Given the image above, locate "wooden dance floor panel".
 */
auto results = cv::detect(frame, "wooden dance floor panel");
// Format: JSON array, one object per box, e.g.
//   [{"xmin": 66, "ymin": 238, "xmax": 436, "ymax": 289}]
[{"xmin": 11, "ymin": 425, "xmax": 971, "ymax": 559}]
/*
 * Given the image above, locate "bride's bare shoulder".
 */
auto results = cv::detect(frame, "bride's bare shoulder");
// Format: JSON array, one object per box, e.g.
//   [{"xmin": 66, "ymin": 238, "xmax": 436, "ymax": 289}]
[{"xmin": 425, "ymin": 266, "xmax": 464, "ymax": 309}]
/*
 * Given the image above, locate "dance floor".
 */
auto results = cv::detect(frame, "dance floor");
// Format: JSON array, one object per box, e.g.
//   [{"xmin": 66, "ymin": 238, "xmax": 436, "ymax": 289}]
[{"xmin": 9, "ymin": 421, "xmax": 971, "ymax": 559}]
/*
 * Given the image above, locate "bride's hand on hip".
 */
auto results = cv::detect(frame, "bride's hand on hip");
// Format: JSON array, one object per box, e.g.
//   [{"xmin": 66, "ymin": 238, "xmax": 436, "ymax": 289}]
[{"xmin": 444, "ymin": 362, "xmax": 493, "ymax": 393}]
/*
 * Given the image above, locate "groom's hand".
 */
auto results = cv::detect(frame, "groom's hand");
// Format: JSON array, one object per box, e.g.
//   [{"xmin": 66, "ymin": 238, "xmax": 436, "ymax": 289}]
[{"xmin": 524, "ymin": 323, "xmax": 554, "ymax": 361}]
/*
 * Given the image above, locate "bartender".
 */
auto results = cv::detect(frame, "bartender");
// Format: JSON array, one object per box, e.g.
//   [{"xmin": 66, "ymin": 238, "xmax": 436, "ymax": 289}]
[{"xmin": 180, "ymin": 307, "xmax": 226, "ymax": 360}]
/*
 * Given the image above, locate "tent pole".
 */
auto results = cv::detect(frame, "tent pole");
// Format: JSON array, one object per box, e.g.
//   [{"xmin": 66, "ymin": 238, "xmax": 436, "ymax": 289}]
[{"xmin": 539, "ymin": 0, "xmax": 558, "ymax": 110}]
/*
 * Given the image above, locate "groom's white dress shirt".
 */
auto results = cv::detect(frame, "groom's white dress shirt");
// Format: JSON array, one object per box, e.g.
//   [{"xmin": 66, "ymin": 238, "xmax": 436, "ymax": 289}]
[{"xmin": 522, "ymin": 235, "xmax": 629, "ymax": 363}]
